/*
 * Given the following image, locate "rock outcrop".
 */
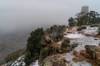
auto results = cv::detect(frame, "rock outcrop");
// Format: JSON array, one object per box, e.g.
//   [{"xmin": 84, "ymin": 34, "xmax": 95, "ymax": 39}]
[
  {"xmin": 85, "ymin": 45, "xmax": 100, "ymax": 66},
  {"xmin": 41, "ymin": 54, "xmax": 67, "ymax": 66}
]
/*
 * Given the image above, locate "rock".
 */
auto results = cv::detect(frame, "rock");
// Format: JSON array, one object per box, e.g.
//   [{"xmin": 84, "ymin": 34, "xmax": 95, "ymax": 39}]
[
  {"xmin": 95, "ymin": 47, "xmax": 100, "ymax": 52},
  {"xmin": 95, "ymin": 47, "xmax": 100, "ymax": 65},
  {"xmin": 85, "ymin": 46, "xmax": 100, "ymax": 66},
  {"xmin": 85, "ymin": 45, "xmax": 96, "ymax": 59},
  {"xmin": 41, "ymin": 54, "xmax": 67, "ymax": 66}
]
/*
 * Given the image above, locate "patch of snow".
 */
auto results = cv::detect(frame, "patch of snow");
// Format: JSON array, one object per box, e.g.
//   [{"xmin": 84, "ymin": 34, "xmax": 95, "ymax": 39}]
[
  {"xmin": 70, "ymin": 61, "xmax": 92, "ymax": 66},
  {"xmin": 82, "ymin": 26, "xmax": 98, "ymax": 35},
  {"xmin": 32, "ymin": 60, "xmax": 39, "ymax": 66},
  {"xmin": 11, "ymin": 55, "xmax": 25, "ymax": 66},
  {"xmin": 65, "ymin": 51, "xmax": 74, "ymax": 62},
  {"xmin": 70, "ymin": 61, "xmax": 80, "ymax": 66},
  {"xmin": 64, "ymin": 32, "xmax": 99, "ymax": 66},
  {"xmin": 64, "ymin": 33, "xmax": 86, "ymax": 39},
  {"xmin": 71, "ymin": 36, "xmax": 100, "ymax": 46},
  {"xmin": 80, "ymin": 61, "xmax": 92, "ymax": 66},
  {"xmin": 74, "ymin": 44, "xmax": 85, "ymax": 52}
]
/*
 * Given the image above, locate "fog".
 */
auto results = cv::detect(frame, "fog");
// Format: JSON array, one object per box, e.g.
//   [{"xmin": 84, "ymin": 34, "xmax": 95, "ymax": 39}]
[{"xmin": 0, "ymin": 0, "xmax": 100, "ymax": 33}]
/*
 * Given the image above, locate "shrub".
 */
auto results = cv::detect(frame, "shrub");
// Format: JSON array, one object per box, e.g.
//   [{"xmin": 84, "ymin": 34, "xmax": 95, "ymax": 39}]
[{"xmin": 5, "ymin": 49, "xmax": 25, "ymax": 62}]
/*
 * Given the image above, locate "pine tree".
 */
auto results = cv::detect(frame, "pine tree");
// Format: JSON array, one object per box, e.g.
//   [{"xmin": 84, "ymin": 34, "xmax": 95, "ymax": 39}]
[{"xmin": 25, "ymin": 28, "xmax": 44, "ymax": 66}]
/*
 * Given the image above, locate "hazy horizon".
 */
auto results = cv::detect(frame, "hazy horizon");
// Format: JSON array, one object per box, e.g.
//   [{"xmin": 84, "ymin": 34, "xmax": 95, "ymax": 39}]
[{"xmin": 0, "ymin": 0, "xmax": 100, "ymax": 33}]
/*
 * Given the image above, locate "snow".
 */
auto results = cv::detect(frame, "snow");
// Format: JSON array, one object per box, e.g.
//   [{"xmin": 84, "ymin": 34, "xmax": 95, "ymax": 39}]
[
  {"xmin": 82, "ymin": 26, "xmax": 98, "ymax": 35},
  {"xmin": 70, "ymin": 62, "xmax": 80, "ymax": 66},
  {"xmin": 32, "ymin": 60, "xmax": 39, "ymax": 66},
  {"xmin": 64, "ymin": 33, "xmax": 86, "ymax": 39},
  {"xmin": 72, "ymin": 37, "xmax": 100, "ymax": 52},
  {"xmin": 74, "ymin": 44, "xmax": 85, "ymax": 52},
  {"xmin": 70, "ymin": 61, "xmax": 92, "ymax": 66},
  {"xmin": 11, "ymin": 55, "xmax": 25, "ymax": 66},
  {"xmin": 65, "ymin": 51, "xmax": 74, "ymax": 62},
  {"xmin": 80, "ymin": 61, "xmax": 92, "ymax": 66},
  {"xmin": 30, "ymin": 60, "xmax": 39, "ymax": 66},
  {"xmin": 64, "ymin": 32, "xmax": 100, "ymax": 66},
  {"xmin": 71, "ymin": 37, "xmax": 100, "ymax": 46}
]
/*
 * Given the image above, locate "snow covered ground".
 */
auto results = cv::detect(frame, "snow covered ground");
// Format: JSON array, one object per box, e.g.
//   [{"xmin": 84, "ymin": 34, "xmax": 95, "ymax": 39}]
[
  {"xmin": 64, "ymin": 32, "xmax": 86, "ymax": 39},
  {"xmin": 64, "ymin": 32, "xmax": 100, "ymax": 66}
]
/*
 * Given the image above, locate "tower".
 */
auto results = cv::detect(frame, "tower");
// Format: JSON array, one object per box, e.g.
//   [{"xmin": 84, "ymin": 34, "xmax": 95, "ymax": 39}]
[{"xmin": 81, "ymin": 6, "xmax": 89, "ymax": 14}]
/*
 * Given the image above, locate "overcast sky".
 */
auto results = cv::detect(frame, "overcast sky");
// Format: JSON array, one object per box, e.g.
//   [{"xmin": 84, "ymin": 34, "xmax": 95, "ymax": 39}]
[{"xmin": 0, "ymin": 0, "xmax": 100, "ymax": 32}]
